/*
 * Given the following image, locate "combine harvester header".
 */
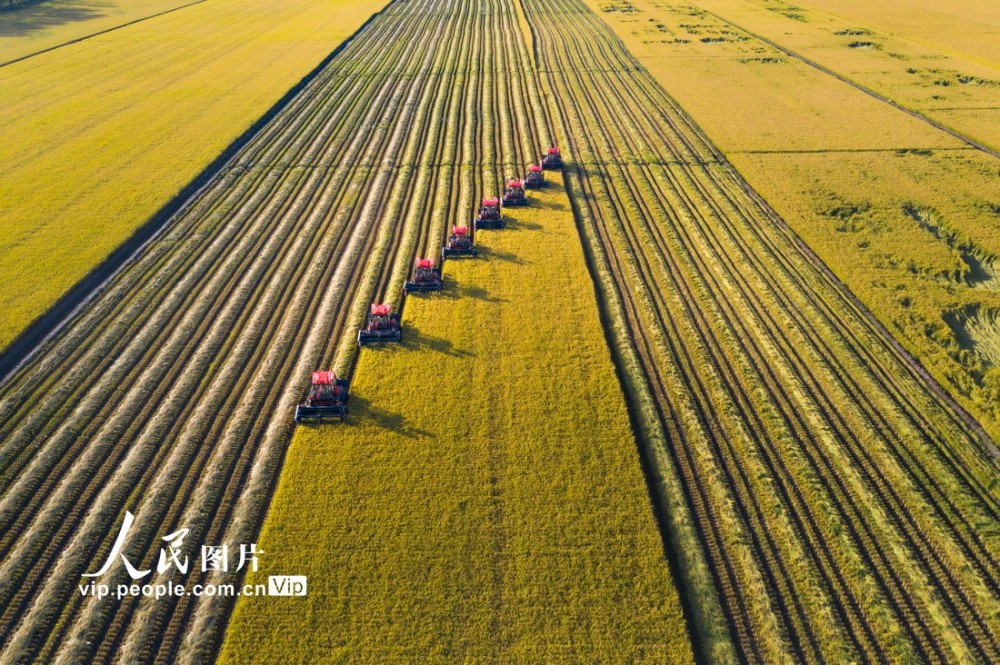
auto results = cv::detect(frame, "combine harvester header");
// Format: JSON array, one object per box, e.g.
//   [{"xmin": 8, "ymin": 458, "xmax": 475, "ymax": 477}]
[
  {"xmin": 541, "ymin": 145, "xmax": 563, "ymax": 170},
  {"xmin": 404, "ymin": 258, "xmax": 443, "ymax": 293},
  {"xmin": 524, "ymin": 164, "xmax": 548, "ymax": 189},
  {"xmin": 501, "ymin": 178, "xmax": 527, "ymax": 207},
  {"xmin": 442, "ymin": 225, "xmax": 477, "ymax": 258},
  {"xmin": 294, "ymin": 370, "xmax": 350, "ymax": 422},
  {"xmin": 475, "ymin": 197, "xmax": 504, "ymax": 230},
  {"xmin": 358, "ymin": 303, "xmax": 402, "ymax": 345}
]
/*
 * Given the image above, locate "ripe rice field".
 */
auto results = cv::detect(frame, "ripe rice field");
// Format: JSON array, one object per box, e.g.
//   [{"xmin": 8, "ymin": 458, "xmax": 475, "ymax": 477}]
[
  {"xmin": 0, "ymin": 0, "xmax": 200, "ymax": 65},
  {"xmin": 0, "ymin": 0, "xmax": 998, "ymax": 663},
  {"xmin": 0, "ymin": 0, "xmax": 389, "ymax": 354},
  {"xmin": 684, "ymin": 0, "xmax": 1000, "ymax": 151},
  {"xmin": 590, "ymin": 0, "xmax": 1000, "ymax": 447},
  {"xmin": 219, "ymin": 180, "xmax": 694, "ymax": 662}
]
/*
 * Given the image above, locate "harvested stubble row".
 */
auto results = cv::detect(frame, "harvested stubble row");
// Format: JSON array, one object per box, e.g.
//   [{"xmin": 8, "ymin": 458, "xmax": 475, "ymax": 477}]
[
  {"xmin": 0, "ymin": 0, "xmax": 692, "ymax": 662},
  {"xmin": 588, "ymin": 0, "xmax": 1000, "ymax": 454},
  {"xmin": 522, "ymin": 0, "xmax": 1000, "ymax": 662}
]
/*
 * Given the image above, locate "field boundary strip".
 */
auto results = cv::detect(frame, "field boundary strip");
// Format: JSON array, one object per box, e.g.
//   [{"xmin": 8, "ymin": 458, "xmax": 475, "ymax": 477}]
[
  {"xmin": 685, "ymin": 1, "xmax": 1000, "ymax": 160},
  {"xmin": 0, "ymin": 0, "xmax": 210, "ymax": 69},
  {"xmin": 0, "ymin": 0, "xmax": 396, "ymax": 385}
]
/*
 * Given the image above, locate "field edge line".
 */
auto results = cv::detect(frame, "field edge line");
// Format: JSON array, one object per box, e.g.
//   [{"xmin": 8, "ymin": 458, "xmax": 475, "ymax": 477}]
[
  {"xmin": 560, "ymin": 165, "xmax": 737, "ymax": 665},
  {"xmin": 0, "ymin": 0, "xmax": 397, "ymax": 387}
]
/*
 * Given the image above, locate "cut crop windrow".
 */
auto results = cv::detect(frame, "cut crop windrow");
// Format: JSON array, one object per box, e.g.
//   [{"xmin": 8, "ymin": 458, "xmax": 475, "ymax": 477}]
[
  {"xmin": 0, "ymin": 1, "xmax": 518, "ymax": 661},
  {"xmin": 521, "ymin": 0, "xmax": 1000, "ymax": 661},
  {"xmin": 2, "ymin": 0, "xmax": 997, "ymax": 662}
]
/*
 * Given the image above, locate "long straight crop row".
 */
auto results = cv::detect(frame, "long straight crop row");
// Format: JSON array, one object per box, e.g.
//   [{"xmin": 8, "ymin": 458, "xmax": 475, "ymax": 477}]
[
  {"xmin": 521, "ymin": 0, "xmax": 1000, "ymax": 662},
  {"xmin": 0, "ymin": 1, "xmax": 529, "ymax": 662},
  {"xmin": 220, "ymin": 0, "xmax": 696, "ymax": 653}
]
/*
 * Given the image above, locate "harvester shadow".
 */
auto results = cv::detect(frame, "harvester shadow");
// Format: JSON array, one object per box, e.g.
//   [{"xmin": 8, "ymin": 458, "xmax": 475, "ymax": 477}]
[
  {"xmin": 503, "ymin": 217, "xmax": 543, "ymax": 231},
  {"xmin": 403, "ymin": 324, "xmax": 475, "ymax": 358},
  {"xmin": 474, "ymin": 245, "xmax": 528, "ymax": 265},
  {"xmin": 534, "ymin": 188, "xmax": 569, "ymax": 212},
  {"xmin": 0, "ymin": 0, "xmax": 112, "ymax": 37},
  {"xmin": 453, "ymin": 282, "xmax": 506, "ymax": 303},
  {"xmin": 429, "ymin": 276, "xmax": 507, "ymax": 303},
  {"xmin": 348, "ymin": 395, "xmax": 433, "ymax": 439}
]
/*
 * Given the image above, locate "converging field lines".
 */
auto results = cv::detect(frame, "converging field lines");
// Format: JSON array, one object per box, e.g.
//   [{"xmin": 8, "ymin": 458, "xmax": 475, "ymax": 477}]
[
  {"xmin": 0, "ymin": 0, "xmax": 997, "ymax": 663},
  {"xmin": 529, "ymin": 0, "xmax": 1000, "ymax": 662}
]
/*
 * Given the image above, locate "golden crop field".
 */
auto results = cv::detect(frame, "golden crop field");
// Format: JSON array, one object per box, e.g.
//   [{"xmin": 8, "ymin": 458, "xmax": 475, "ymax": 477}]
[
  {"xmin": 219, "ymin": 182, "xmax": 695, "ymax": 663},
  {"xmin": 1, "ymin": 0, "xmax": 998, "ymax": 662},
  {"xmin": 0, "ymin": 0, "xmax": 388, "ymax": 352},
  {"xmin": 0, "ymin": 0, "xmax": 196, "ymax": 64},
  {"xmin": 659, "ymin": 0, "xmax": 1000, "ymax": 151},
  {"xmin": 588, "ymin": 0, "xmax": 1000, "ymax": 443}
]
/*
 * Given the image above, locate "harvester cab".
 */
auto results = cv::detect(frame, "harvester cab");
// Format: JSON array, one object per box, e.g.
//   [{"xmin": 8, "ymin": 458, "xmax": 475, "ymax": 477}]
[
  {"xmin": 501, "ymin": 179, "xmax": 528, "ymax": 207},
  {"xmin": 442, "ymin": 225, "xmax": 477, "ymax": 259},
  {"xmin": 358, "ymin": 303, "xmax": 402, "ymax": 345},
  {"xmin": 474, "ymin": 197, "xmax": 504, "ymax": 230},
  {"xmin": 541, "ymin": 146, "xmax": 563, "ymax": 170},
  {"xmin": 524, "ymin": 164, "xmax": 548, "ymax": 189},
  {"xmin": 294, "ymin": 370, "xmax": 350, "ymax": 422},
  {"xmin": 403, "ymin": 258, "xmax": 443, "ymax": 293}
]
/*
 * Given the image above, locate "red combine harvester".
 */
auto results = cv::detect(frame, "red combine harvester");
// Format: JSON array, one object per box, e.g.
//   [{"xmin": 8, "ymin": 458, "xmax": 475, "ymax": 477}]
[
  {"xmin": 501, "ymin": 178, "xmax": 528, "ymax": 207},
  {"xmin": 474, "ymin": 197, "xmax": 504, "ymax": 230},
  {"xmin": 442, "ymin": 225, "xmax": 477, "ymax": 259},
  {"xmin": 541, "ymin": 146, "xmax": 563, "ymax": 170},
  {"xmin": 524, "ymin": 164, "xmax": 547, "ymax": 189},
  {"xmin": 358, "ymin": 303, "xmax": 401, "ymax": 345},
  {"xmin": 404, "ymin": 258, "xmax": 443, "ymax": 293},
  {"xmin": 294, "ymin": 370, "xmax": 350, "ymax": 422}
]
